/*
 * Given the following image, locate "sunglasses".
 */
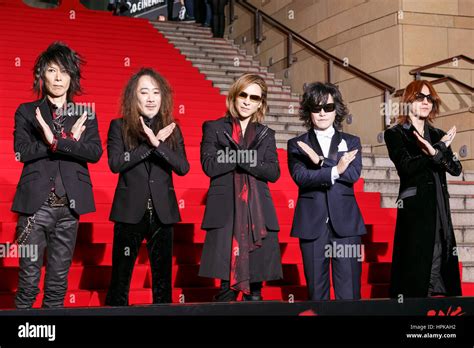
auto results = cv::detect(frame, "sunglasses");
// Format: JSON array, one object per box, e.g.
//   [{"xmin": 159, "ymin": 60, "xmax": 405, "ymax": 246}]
[
  {"xmin": 238, "ymin": 91, "xmax": 262, "ymax": 103},
  {"xmin": 311, "ymin": 103, "xmax": 336, "ymax": 113},
  {"xmin": 415, "ymin": 93, "xmax": 434, "ymax": 104}
]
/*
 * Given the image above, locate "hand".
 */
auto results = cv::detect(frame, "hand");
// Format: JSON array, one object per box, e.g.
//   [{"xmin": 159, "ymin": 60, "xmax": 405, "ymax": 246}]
[
  {"xmin": 224, "ymin": 131, "xmax": 242, "ymax": 150},
  {"xmin": 35, "ymin": 107, "xmax": 54, "ymax": 145},
  {"xmin": 297, "ymin": 141, "xmax": 320, "ymax": 165},
  {"xmin": 440, "ymin": 126, "xmax": 456, "ymax": 148},
  {"xmin": 140, "ymin": 117, "xmax": 161, "ymax": 147},
  {"xmin": 336, "ymin": 149, "xmax": 358, "ymax": 175},
  {"xmin": 413, "ymin": 131, "xmax": 436, "ymax": 156},
  {"xmin": 156, "ymin": 122, "xmax": 176, "ymax": 143},
  {"xmin": 71, "ymin": 111, "xmax": 88, "ymax": 141}
]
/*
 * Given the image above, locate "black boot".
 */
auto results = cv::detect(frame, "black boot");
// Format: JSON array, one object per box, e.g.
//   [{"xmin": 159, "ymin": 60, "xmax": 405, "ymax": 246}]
[
  {"xmin": 242, "ymin": 282, "xmax": 263, "ymax": 301},
  {"xmin": 213, "ymin": 280, "xmax": 238, "ymax": 302}
]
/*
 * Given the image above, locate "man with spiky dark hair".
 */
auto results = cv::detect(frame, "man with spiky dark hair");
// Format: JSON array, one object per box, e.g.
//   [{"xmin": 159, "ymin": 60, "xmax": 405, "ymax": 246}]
[{"xmin": 12, "ymin": 42, "xmax": 103, "ymax": 308}]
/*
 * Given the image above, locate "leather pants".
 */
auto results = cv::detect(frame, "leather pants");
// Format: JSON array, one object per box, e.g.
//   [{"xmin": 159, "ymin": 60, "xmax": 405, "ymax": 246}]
[{"xmin": 15, "ymin": 200, "xmax": 79, "ymax": 309}]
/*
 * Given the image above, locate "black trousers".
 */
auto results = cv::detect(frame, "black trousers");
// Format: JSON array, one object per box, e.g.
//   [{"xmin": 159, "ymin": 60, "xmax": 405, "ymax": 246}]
[
  {"xmin": 15, "ymin": 200, "xmax": 79, "ymax": 309},
  {"xmin": 299, "ymin": 220, "xmax": 362, "ymax": 301},
  {"xmin": 106, "ymin": 210, "xmax": 173, "ymax": 306},
  {"xmin": 210, "ymin": 0, "xmax": 227, "ymax": 37}
]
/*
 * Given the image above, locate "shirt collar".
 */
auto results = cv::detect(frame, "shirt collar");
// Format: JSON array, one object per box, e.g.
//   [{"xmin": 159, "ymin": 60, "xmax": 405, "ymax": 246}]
[{"xmin": 314, "ymin": 126, "xmax": 335, "ymax": 138}]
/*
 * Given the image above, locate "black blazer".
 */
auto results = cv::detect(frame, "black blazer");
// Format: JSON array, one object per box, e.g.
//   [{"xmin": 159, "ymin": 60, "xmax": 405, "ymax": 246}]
[
  {"xmin": 11, "ymin": 98, "xmax": 103, "ymax": 215},
  {"xmin": 200, "ymin": 116, "xmax": 280, "ymax": 231},
  {"xmin": 287, "ymin": 129, "xmax": 366, "ymax": 239},
  {"xmin": 107, "ymin": 118, "xmax": 190, "ymax": 224}
]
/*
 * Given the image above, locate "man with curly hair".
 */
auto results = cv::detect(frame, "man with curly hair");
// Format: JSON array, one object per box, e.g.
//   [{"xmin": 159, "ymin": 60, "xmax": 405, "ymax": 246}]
[{"xmin": 287, "ymin": 82, "xmax": 366, "ymax": 301}]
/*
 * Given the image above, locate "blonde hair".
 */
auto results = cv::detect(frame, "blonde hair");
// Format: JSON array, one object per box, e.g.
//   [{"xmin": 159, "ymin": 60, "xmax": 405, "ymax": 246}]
[{"xmin": 226, "ymin": 73, "xmax": 268, "ymax": 123}]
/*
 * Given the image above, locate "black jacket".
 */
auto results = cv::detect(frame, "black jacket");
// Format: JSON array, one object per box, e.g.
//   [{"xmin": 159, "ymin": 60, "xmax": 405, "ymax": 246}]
[
  {"xmin": 288, "ymin": 129, "xmax": 366, "ymax": 239},
  {"xmin": 107, "ymin": 118, "xmax": 190, "ymax": 224},
  {"xmin": 384, "ymin": 123, "xmax": 462, "ymax": 297},
  {"xmin": 11, "ymin": 98, "xmax": 103, "ymax": 215},
  {"xmin": 200, "ymin": 116, "xmax": 280, "ymax": 231}
]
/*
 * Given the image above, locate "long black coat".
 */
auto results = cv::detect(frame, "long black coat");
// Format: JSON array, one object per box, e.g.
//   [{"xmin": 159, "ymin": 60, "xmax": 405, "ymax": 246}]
[
  {"xmin": 384, "ymin": 123, "xmax": 462, "ymax": 298},
  {"xmin": 107, "ymin": 118, "xmax": 190, "ymax": 224},
  {"xmin": 12, "ymin": 98, "xmax": 103, "ymax": 215}
]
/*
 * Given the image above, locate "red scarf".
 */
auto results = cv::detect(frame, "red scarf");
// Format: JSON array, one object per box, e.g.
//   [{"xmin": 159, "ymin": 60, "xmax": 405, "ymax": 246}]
[{"xmin": 229, "ymin": 118, "xmax": 267, "ymax": 294}]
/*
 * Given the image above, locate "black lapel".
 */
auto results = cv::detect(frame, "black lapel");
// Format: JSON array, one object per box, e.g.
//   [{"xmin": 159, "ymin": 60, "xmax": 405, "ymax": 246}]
[
  {"xmin": 62, "ymin": 102, "xmax": 79, "ymax": 132},
  {"xmin": 223, "ymin": 115, "xmax": 233, "ymax": 134},
  {"xmin": 401, "ymin": 122, "xmax": 417, "ymax": 143},
  {"xmin": 36, "ymin": 98, "xmax": 54, "ymax": 131},
  {"xmin": 426, "ymin": 123, "xmax": 442, "ymax": 145},
  {"xmin": 328, "ymin": 129, "xmax": 342, "ymax": 161},
  {"xmin": 307, "ymin": 128, "xmax": 324, "ymax": 157}
]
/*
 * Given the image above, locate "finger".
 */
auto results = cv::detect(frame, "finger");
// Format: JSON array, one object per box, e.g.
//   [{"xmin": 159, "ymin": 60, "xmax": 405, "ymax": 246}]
[
  {"xmin": 162, "ymin": 127, "xmax": 174, "ymax": 135},
  {"xmin": 347, "ymin": 156, "xmax": 356, "ymax": 163},
  {"xmin": 77, "ymin": 114, "xmax": 88, "ymax": 127},
  {"xmin": 346, "ymin": 150, "xmax": 357, "ymax": 157},
  {"xmin": 164, "ymin": 123, "xmax": 176, "ymax": 131},
  {"xmin": 35, "ymin": 108, "xmax": 45, "ymax": 123},
  {"xmin": 297, "ymin": 142, "xmax": 308, "ymax": 152},
  {"xmin": 80, "ymin": 112, "xmax": 88, "ymax": 123}
]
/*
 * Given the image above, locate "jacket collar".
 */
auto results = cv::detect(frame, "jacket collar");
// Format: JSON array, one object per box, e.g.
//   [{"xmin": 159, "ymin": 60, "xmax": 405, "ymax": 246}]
[
  {"xmin": 307, "ymin": 127, "xmax": 341, "ymax": 161},
  {"xmin": 224, "ymin": 114, "xmax": 266, "ymax": 136}
]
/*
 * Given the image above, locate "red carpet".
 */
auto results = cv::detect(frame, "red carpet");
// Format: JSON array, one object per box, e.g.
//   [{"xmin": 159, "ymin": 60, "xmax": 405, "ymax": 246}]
[{"xmin": 0, "ymin": 1, "xmax": 470, "ymax": 308}]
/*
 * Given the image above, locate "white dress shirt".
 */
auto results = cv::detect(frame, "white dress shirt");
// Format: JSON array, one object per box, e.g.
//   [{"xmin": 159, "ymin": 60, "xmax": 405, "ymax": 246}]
[{"xmin": 314, "ymin": 126, "xmax": 340, "ymax": 184}]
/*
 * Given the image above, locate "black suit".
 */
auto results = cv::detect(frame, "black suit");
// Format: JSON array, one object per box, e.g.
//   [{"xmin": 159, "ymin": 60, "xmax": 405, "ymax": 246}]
[
  {"xmin": 107, "ymin": 118, "xmax": 190, "ymax": 224},
  {"xmin": 105, "ymin": 117, "xmax": 190, "ymax": 305},
  {"xmin": 12, "ymin": 98, "xmax": 102, "ymax": 215},
  {"xmin": 198, "ymin": 116, "xmax": 282, "ymax": 283},
  {"xmin": 12, "ymin": 97, "xmax": 102, "ymax": 308},
  {"xmin": 288, "ymin": 129, "xmax": 366, "ymax": 300}
]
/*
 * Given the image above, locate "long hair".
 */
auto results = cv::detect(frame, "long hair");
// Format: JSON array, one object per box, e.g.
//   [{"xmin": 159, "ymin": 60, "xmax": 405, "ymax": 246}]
[
  {"xmin": 299, "ymin": 82, "xmax": 350, "ymax": 130},
  {"xmin": 120, "ymin": 68, "xmax": 177, "ymax": 150},
  {"xmin": 226, "ymin": 73, "xmax": 268, "ymax": 123},
  {"xmin": 33, "ymin": 41, "xmax": 84, "ymax": 101},
  {"xmin": 398, "ymin": 80, "xmax": 441, "ymax": 124}
]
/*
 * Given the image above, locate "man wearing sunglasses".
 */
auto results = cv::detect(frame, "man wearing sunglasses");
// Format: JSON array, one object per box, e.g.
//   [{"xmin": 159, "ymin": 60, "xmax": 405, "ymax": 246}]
[{"xmin": 287, "ymin": 82, "xmax": 366, "ymax": 301}]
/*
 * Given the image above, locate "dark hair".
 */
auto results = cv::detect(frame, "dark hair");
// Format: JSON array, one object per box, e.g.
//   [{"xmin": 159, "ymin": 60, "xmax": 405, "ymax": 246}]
[
  {"xmin": 299, "ymin": 82, "xmax": 350, "ymax": 130},
  {"xmin": 120, "ymin": 67, "xmax": 178, "ymax": 150},
  {"xmin": 33, "ymin": 41, "xmax": 84, "ymax": 100}
]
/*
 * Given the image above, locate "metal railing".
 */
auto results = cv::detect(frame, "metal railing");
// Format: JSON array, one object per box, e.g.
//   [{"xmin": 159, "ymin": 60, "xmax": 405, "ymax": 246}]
[
  {"xmin": 229, "ymin": 0, "xmax": 396, "ymax": 129},
  {"xmin": 394, "ymin": 55, "xmax": 474, "ymax": 97}
]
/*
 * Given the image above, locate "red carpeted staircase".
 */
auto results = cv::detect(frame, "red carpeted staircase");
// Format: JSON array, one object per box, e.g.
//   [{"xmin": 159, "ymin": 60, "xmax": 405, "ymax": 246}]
[{"xmin": 0, "ymin": 1, "xmax": 471, "ymax": 309}]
